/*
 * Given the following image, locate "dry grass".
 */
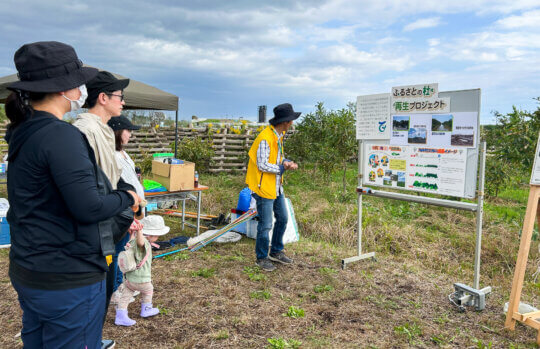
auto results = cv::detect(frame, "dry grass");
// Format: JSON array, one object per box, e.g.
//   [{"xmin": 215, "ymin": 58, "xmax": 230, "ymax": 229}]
[{"xmin": 0, "ymin": 171, "xmax": 539, "ymax": 348}]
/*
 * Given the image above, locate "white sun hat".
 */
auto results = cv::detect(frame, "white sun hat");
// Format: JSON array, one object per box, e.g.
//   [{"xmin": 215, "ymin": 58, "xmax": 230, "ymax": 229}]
[{"xmin": 140, "ymin": 215, "xmax": 170, "ymax": 236}]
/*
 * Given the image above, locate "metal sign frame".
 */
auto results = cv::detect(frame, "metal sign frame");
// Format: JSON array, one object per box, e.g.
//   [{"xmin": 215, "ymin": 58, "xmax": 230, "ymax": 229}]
[{"xmin": 342, "ymin": 88, "xmax": 491, "ymax": 310}]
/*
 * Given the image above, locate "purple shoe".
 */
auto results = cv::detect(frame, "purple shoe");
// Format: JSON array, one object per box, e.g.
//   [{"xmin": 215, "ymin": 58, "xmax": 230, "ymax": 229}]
[
  {"xmin": 140, "ymin": 303, "xmax": 159, "ymax": 318},
  {"xmin": 115, "ymin": 309, "xmax": 136, "ymax": 326}
]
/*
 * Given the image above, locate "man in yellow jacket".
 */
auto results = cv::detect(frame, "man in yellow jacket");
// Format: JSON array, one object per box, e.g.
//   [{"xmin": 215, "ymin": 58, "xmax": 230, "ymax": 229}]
[{"xmin": 245, "ymin": 103, "xmax": 300, "ymax": 271}]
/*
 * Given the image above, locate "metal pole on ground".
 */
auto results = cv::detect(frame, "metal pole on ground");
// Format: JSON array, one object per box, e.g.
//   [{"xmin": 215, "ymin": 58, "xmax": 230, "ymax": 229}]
[
  {"xmin": 473, "ymin": 141, "xmax": 486, "ymax": 289},
  {"xmin": 452, "ymin": 140, "xmax": 491, "ymax": 311},
  {"xmin": 342, "ymin": 140, "xmax": 375, "ymax": 269},
  {"xmin": 174, "ymin": 107, "xmax": 179, "ymax": 158}
]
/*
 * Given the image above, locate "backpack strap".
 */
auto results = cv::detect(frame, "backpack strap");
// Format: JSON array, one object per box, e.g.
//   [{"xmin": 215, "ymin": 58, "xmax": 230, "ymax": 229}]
[{"xmin": 124, "ymin": 240, "xmax": 150, "ymax": 270}]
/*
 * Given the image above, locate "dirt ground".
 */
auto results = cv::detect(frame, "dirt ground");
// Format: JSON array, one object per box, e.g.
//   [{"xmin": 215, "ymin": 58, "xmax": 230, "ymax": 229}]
[{"xmin": 0, "ymin": 234, "xmax": 538, "ymax": 348}]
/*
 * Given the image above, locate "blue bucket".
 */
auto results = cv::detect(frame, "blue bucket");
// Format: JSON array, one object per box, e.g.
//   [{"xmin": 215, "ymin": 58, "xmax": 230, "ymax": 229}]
[{"xmin": 236, "ymin": 188, "xmax": 252, "ymax": 213}]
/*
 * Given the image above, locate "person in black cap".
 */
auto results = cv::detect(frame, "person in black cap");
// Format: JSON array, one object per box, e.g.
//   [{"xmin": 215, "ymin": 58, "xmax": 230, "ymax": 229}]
[
  {"xmin": 73, "ymin": 71, "xmax": 134, "ymax": 347},
  {"xmin": 74, "ymin": 71, "xmax": 129, "ymax": 188},
  {"xmin": 107, "ymin": 116, "xmax": 145, "ymax": 313},
  {"xmin": 4, "ymin": 41, "xmax": 140, "ymax": 349},
  {"xmin": 245, "ymin": 103, "xmax": 299, "ymax": 272}
]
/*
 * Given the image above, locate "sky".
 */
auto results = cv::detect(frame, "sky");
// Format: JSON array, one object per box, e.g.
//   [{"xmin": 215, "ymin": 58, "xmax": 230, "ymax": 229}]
[{"xmin": 0, "ymin": 0, "xmax": 539, "ymax": 124}]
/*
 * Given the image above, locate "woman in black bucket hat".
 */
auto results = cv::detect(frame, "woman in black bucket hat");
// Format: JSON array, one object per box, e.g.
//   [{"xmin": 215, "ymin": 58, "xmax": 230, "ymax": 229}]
[{"xmin": 5, "ymin": 41, "xmax": 141, "ymax": 349}]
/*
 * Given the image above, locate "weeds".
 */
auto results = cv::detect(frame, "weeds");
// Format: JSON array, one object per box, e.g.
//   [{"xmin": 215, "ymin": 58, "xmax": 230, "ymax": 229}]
[
  {"xmin": 250, "ymin": 290, "xmax": 271, "ymax": 300},
  {"xmin": 191, "ymin": 268, "xmax": 216, "ymax": 278},
  {"xmin": 267, "ymin": 337, "xmax": 302, "ymax": 349},
  {"xmin": 243, "ymin": 266, "xmax": 268, "ymax": 282},
  {"xmin": 214, "ymin": 330, "xmax": 229, "ymax": 340},
  {"xmin": 164, "ymin": 251, "xmax": 190, "ymax": 261},
  {"xmin": 472, "ymin": 338, "xmax": 493, "ymax": 349},
  {"xmin": 283, "ymin": 306, "xmax": 305, "ymax": 318},
  {"xmin": 394, "ymin": 322, "xmax": 422, "ymax": 343},
  {"xmin": 159, "ymin": 306, "xmax": 171, "ymax": 315}
]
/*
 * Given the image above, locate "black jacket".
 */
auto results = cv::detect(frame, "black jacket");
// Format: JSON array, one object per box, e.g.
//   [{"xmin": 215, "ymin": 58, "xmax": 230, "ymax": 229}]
[{"xmin": 6, "ymin": 111, "xmax": 134, "ymax": 289}]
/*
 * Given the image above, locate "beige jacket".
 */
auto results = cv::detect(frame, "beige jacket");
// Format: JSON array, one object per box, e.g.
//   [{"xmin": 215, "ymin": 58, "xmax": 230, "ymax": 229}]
[{"xmin": 74, "ymin": 113, "xmax": 122, "ymax": 189}]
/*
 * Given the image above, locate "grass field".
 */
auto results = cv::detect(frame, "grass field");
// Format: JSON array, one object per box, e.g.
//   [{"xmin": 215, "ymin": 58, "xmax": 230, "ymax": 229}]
[{"xmin": 1, "ymin": 166, "xmax": 540, "ymax": 348}]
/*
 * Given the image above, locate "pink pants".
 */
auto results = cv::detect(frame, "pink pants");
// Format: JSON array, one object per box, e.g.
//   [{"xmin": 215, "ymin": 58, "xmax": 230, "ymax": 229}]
[{"xmin": 117, "ymin": 280, "xmax": 153, "ymax": 310}]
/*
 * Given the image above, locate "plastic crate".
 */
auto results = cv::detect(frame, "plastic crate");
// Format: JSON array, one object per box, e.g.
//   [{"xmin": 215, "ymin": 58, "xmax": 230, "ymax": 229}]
[
  {"xmin": 0, "ymin": 218, "xmax": 9, "ymax": 247},
  {"xmin": 0, "ymin": 198, "xmax": 10, "ymax": 248},
  {"xmin": 230, "ymin": 210, "xmax": 258, "ymax": 239}
]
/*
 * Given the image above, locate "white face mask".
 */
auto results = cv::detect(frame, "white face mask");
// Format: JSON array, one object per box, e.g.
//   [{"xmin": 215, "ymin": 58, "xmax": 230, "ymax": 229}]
[{"xmin": 63, "ymin": 84, "xmax": 87, "ymax": 111}]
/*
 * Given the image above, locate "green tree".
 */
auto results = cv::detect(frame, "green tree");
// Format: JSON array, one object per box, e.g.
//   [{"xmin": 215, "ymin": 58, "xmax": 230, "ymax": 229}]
[
  {"xmin": 124, "ymin": 110, "xmax": 149, "ymax": 126},
  {"xmin": 172, "ymin": 137, "xmax": 215, "ymax": 173},
  {"xmin": 0, "ymin": 104, "xmax": 7, "ymax": 124},
  {"xmin": 484, "ymin": 98, "xmax": 540, "ymax": 195},
  {"xmin": 149, "ymin": 111, "xmax": 166, "ymax": 128},
  {"xmin": 287, "ymin": 102, "xmax": 357, "ymax": 198}
]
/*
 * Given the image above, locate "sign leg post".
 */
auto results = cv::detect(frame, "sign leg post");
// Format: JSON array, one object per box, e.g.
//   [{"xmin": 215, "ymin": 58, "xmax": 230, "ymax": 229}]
[
  {"xmin": 505, "ymin": 185, "xmax": 540, "ymax": 331},
  {"xmin": 342, "ymin": 140, "xmax": 375, "ymax": 269}
]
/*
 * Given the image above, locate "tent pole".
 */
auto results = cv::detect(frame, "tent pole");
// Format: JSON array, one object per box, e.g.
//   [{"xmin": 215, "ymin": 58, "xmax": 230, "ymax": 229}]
[{"xmin": 174, "ymin": 107, "xmax": 179, "ymax": 158}]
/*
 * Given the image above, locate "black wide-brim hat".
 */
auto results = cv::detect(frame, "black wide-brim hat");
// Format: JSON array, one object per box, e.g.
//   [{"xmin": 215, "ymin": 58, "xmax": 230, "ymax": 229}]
[
  {"xmin": 8, "ymin": 41, "xmax": 98, "ymax": 93},
  {"xmin": 269, "ymin": 103, "xmax": 301, "ymax": 126},
  {"xmin": 108, "ymin": 115, "xmax": 141, "ymax": 131}
]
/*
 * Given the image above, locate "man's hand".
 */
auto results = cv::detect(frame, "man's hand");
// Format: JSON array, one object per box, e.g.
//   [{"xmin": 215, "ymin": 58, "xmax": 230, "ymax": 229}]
[
  {"xmin": 127, "ymin": 190, "xmax": 142, "ymax": 212},
  {"xmin": 283, "ymin": 160, "xmax": 298, "ymax": 170}
]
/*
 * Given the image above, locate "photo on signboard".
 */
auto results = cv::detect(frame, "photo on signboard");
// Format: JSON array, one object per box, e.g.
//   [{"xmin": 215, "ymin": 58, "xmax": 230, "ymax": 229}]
[
  {"xmin": 451, "ymin": 132, "xmax": 474, "ymax": 147},
  {"xmin": 392, "ymin": 115, "xmax": 410, "ymax": 131},
  {"xmin": 431, "ymin": 114, "xmax": 453, "ymax": 132},
  {"xmin": 397, "ymin": 172, "xmax": 406, "ymax": 187},
  {"xmin": 368, "ymin": 154, "xmax": 380, "ymax": 167},
  {"xmin": 408, "ymin": 127, "xmax": 427, "ymax": 144}
]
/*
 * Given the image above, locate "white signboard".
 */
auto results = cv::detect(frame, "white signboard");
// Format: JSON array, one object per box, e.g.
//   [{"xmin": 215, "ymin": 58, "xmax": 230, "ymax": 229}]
[
  {"xmin": 390, "ymin": 112, "xmax": 478, "ymax": 148},
  {"xmin": 356, "ymin": 93, "xmax": 390, "ymax": 140},
  {"xmin": 530, "ymin": 132, "xmax": 540, "ymax": 185},
  {"xmin": 391, "ymin": 83, "xmax": 450, "ymax": 114},
  {"xmin": 364, "ymin": 144, "xmax": 468, "ymax": 198}
]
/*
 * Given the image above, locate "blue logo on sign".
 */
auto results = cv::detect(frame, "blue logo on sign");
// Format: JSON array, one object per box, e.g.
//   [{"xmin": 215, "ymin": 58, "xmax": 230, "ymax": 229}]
[{"xmin": 378, "ymin": 121, "xmax": 387, "ymax": 132}]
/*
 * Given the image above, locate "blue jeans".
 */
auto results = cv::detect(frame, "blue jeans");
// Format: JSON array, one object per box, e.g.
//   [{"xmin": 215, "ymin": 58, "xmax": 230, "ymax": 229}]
[
  {"xmin": 12, "ymin": 279, "xmax": 106, "ymax": 349},
  {"xmin": 113, "ymin": 233, "xmax": 130, "ymax": 292},
  {"xmin": 254, "ymin": 193, "xmax": 288, "ymax": 260}
]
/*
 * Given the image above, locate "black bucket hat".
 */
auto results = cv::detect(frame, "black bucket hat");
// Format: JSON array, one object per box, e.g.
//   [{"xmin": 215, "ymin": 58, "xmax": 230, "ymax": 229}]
[
  {"xmin": 86, "ymin": 71, "xmax": 129, "ymax": 104},
  {"xmin": 269, "ymin": 103, "xmax": 301, "ymax": 126},
  {"xmin": 8, "ymin": 41, "xmax": 98, "ymax": 93},
  {"xmin": 108, "ymin": 115, "xmax": 141, "ymax": 131}
]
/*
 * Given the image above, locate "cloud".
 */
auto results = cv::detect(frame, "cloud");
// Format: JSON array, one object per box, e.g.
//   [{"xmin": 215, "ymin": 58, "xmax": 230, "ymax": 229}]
[
  {"xmin": 495, "ymin": 9, "xmax": 540, "ymax": 29},
  {"xmin": 0, "ymin": 0, "xmax": 539, "ymax": 121},
  {"xmin": 403, "ymin": 17, "xmax": 442, "ymax": 32}
]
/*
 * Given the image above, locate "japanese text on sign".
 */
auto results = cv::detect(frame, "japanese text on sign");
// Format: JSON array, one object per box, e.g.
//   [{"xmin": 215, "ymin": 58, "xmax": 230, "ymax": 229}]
[
  {"xmin": 356, "ymin": 93, "xmax": 390, "ymax": 140},
  {"xmin": 391, "ymin": 83, "xmax": 450, "ymax": 114},
  {"xmin": 393, "ymin": 99, "xmax": 449, "ymax": 113},
  {"xmin": 392, "ymin": 83, "xmax": 438, "ymax": 98}
]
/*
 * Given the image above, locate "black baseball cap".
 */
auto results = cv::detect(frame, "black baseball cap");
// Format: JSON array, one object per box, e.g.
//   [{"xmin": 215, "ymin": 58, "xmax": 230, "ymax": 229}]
[
  {"xmin": 86, "ymin": 71, "xmax": 129, "ymax": 105},
  {"xmin": 108, "ymin": 115, "xmax": 140, "ymax": 131}
]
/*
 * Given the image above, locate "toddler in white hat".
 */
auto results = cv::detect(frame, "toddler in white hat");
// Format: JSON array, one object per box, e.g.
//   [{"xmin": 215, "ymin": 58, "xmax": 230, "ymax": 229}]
[{"xmin": 115, "ymin": 215, "xmax": 169, "ymax": 326}]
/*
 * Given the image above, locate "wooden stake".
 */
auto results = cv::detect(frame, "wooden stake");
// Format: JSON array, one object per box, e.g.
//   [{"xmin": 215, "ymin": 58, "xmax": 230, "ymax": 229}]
[{"xmin": 505, "ymin": 185, "xmax": 540, "ymax": 343}]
